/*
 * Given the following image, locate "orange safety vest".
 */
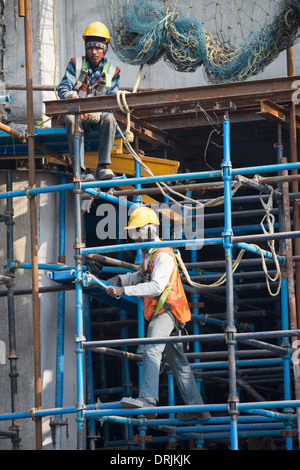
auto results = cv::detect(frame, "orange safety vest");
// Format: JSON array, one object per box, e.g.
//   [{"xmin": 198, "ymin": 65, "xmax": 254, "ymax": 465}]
[{"xmin": 143, "ymin": 247, "xmax": 191, "ymax": 324}]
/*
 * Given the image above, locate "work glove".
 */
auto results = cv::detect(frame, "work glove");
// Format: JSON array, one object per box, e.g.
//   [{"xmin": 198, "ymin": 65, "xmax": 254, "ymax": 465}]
[
  {"xmin": 84, "ymin": 258, "xmax": 103, "ymax": 277},
  {"xmin": 85, "ymin": 112, "xmax": 102, "ymax": 124},
  {"xmin": 64, "ymin": 91, "xmax": 78, "ymax": 99}
]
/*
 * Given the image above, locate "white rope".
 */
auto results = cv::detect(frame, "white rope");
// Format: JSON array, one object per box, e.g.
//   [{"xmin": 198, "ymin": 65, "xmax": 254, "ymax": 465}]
[{"xmin": 116, "ymin": 90, "xmax": 134, "ymax": 144}]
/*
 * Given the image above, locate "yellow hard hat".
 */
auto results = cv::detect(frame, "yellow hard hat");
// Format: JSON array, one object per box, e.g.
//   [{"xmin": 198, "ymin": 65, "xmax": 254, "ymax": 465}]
[
  {"xmin": 125, "ymin": 207, "xmax": 160, "ymax": 230},
  {"xmin": 82, "ymin": 22, "xmax": 111, "ymax": 44}
]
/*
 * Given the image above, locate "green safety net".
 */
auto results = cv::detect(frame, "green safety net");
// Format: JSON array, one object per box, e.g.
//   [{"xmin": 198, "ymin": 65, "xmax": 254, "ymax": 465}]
[{"xmin": 102, "ymin": 0, "xmax": 300, "ymax": 83}]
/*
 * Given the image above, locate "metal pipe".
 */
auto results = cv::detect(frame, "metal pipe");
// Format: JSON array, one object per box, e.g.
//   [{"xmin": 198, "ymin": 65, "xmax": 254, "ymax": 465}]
[
  {"xmin": 0, "ymin": 284, "xmax": 75, "ymax": 297},
  {"xmin": 82, "ymin": 187, "xmax": 137, "ymax": 208},
  {"xmin": 81, "ymin": 238, "xmax": 224, "ymax": 255},
  {"xmin": 2, "ymin": 163, "xmax": 300, "ymax": 201},
  {"xmin": 234, "ymin": 242, "xmax": 285, "ymax": 262},
  {"xmin": 73, "ymin": 113, "xmax": 86, "ymax": 450},
  {"xmin": 24, "ymin": 0, "xmax": 42, "ymax": 449},
  {"xmin": 5, "ymin": 170, "xmax": 20, "ymax": 450},
  {"xmin": 84, "ymin": 253, "xmax": 139, "ymax": 272},
  {"xmin": 234, "ymin": 174, "xmax": 281, "ymax": 199},
  {"xmin": 111, "ymin": 174, "xmax": 300, "ymax": 198},
  {"xmin": 281, "ymin": 155, "xmax": 300, "ymax": 447},
  {"xmin": 275, "ymin": 123, "xmax": 293, "ymax": 449},
  {"xmin": 84, "ymin": 296, "xmax": 96, "ymax": 450},
  {"xmin": 0, "ymin": 274, "xmax": 12, "ymax": 284},
  {"xmin": 83, "ymin": 329, "xmax": 300, "ymax": 349},
  {"xmin": 233, "ymin": 232, "xmax": 300, "ymax": 245},
  {"xmin": 0, "ymin": 402, "xmax": 122, "ymax": 422},
  {"xmin": 0, "ymin": 121, "xmax": 71, "ymax": 165},
  {"xmin": 222, "ymin": 117, "xmax": 239, "ymax": 449},
  {"xmin": 83, "ymin": 399, "xmax": 300, "ymax": 420},
  {"xmin": 53, "ymin": 174, "xmax": 67, "ymax": 450},
  {"xmin": 287, "ymin": 46, "xmax": 300, "ymax": 339},
  {"xmin": 190, "ymin": 358, "xmax": 285, "ymax": 370}
]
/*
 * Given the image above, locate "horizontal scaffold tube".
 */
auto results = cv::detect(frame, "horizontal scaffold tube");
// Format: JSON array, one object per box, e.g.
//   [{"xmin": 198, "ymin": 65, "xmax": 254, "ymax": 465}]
[
  {"xmin": 0, "ymin": 402, "xmax": 122, "ymax": 422},
  {"xmin": 81, "ymin": 237, "xmax": 223, "ymax": 255},
  {"xmin": 83, "ymin": 400, "xmax": 300, "ymax": 420},
  {"xmin": 83, "ymin": 329, "xmax": 300, "ymax": 350},
  {"xmin": 233, "ymin": 232, "xmax": 300, "ymax": 245},
  {"xmin": 81, "ymin": 233, "xmax": 297, "ymax": 257},
  {"xmin": 234, "ymin": 242, "xmax": 285, "ymax": 262},
  {"xmin": 82, "ymin": 187, "xmax": 137, "ymax": 208},
  {"xmin": 1, "ymin": 161, "xmax": 300, "ymax": 200}
]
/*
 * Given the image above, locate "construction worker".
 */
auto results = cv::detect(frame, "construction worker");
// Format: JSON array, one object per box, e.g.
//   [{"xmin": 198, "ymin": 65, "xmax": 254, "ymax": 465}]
[
  {"xmin": 57, "ymin": 22, "xmax": 120, "ymax": 181},
  {"xmin": 106, "ymin": 207, "xmax": 211, "ymax": 421}
]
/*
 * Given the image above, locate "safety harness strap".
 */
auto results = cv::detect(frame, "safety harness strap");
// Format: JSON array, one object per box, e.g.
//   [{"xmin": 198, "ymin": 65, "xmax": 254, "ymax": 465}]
[
  {"xmin": 73, "ymin": 57, "xmax": 113, "ymax": 95},
  {"xmin": 143, "ymin": 248, "xmax": 177, "ymax": 317}
]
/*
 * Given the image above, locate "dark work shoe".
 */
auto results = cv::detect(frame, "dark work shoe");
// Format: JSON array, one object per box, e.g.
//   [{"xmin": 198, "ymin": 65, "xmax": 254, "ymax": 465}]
[
  {"xmin": 81, "ymin": 172, "xmax": 95, "ymax": 182},
  {"xmin": 96, "ymin": 165, "xmax": 114, "ymax": 180},
  {"xmin": 120, "ymin": 397, "xmax": 157, "ymax": 419},
  {"xmin": 176, "ymin": 411, "xmax": 211, "ymax": 422}
]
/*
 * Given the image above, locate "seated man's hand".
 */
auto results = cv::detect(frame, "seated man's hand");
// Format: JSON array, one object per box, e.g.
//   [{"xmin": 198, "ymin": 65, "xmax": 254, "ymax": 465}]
[
  {"xmin": 106, "ymin": 285, "xmax": 124, "ymax": 298},
  {"xmin": 85, "ymin": 112, "xmax": 102, "ymax": 124},
  {"xmin": 64, "ymin": 91, "xmax": 78, "ymax": 99}
]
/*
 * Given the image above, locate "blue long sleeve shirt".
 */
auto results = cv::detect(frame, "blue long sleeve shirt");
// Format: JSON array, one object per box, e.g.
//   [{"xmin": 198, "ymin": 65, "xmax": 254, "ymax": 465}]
[{"xmin": 57, "ymin": 55, "xmax": 120, "ymax": 99}]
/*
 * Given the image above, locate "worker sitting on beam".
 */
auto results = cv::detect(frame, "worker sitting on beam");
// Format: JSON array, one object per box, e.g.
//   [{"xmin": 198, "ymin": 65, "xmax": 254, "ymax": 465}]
[{"xmin": 57, "ymin": 21, "xmax": 120, "ymax": 181}]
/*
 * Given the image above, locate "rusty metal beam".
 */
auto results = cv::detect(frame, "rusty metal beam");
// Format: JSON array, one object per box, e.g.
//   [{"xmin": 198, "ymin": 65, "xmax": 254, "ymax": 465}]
[
  {"xmin": 116, "ymin": 111, "xmax": 199, "ymax": 158},
  {"xmin": 257, "ymin": 99, "xmax": 300, "ymax": 130},
  {"xmin": 44, "ymin": 76, "xmax": 299, "ymax": 119}
]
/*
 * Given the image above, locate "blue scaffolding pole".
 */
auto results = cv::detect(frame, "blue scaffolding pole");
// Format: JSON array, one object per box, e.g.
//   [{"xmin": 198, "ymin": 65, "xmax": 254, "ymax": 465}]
[
  {"xmin": 2, "ymin": 115, "xmax": 300, "ymax": 450},
  {"xmin": 46, "ymin": 114, "xmax": 300, "ymax": 449}
]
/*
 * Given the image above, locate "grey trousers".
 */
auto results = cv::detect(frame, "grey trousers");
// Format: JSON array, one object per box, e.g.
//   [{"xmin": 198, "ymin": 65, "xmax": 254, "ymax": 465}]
[
  {"xmin": 139, "ymin": 311, "xmax": 206, "ymax": 406},
  {"xmin": 62, "ymin": 112, "xmax": 117, "ymax": 170}
]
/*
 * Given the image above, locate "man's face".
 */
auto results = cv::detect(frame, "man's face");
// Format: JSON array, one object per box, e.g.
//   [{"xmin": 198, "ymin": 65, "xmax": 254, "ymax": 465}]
[
  {"xmin": 129, "ymin": 227, "xmax": 142, "ymax": 242},
  {"xmin": 86, "ymin": 46, "xmax": 104, "ymax": 67}
]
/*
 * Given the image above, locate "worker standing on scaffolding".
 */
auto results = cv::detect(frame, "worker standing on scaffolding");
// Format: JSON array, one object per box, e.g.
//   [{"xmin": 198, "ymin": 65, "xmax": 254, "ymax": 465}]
[
  {"xmin": 106, "ymin": 206, "xmax": 211, "ymax": 421},
  {"xmin": 57, "ymin": 22, "xmax": 120, "ymax": 181}
]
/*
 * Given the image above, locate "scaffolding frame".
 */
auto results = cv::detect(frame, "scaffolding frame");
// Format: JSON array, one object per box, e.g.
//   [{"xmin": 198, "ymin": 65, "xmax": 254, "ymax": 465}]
[
  {"xmin": 1, "ymin": 1, "xmax": 300, "ymax": 451},
  {"xmin": 1, "ymin": 114, "xmax": 300, "ymax": 450}
]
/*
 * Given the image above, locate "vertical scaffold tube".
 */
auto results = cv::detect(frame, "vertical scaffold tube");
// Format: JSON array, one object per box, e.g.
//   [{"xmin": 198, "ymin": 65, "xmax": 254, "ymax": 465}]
[
  {"xmin": 6, "ymin": 170, "xmax": 20, "ymax": 450},
  {"xmin": 73, "ymin": 114, "xmax": 86, "ymax": 449},
  {"xmin": 54, "ymin": 174, "xmax": 66, "ymax": 450},
  {"xmin": 85, "ymin": 296, "xmax": 96, "ymax": 450},
  {"xmin": 281, "ymin": 156, "xmax": 300, "ymax": 448},
  {"xmin": 222, "ymin": 116, "xmax": 239, "ymax": 450},
  {"xmin": 24, "ymin": 0, "xmax": 42, "ymax": 449}
]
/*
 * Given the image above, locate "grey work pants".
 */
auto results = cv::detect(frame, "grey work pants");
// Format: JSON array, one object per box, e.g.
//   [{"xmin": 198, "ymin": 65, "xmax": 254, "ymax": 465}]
[
  {"xmin": 139, "ymin": 311, "xmax": 205, "ymax": 406},
  {"xmin": 62, "ymin": 112, "xmax": 117, "ymax": 170}
]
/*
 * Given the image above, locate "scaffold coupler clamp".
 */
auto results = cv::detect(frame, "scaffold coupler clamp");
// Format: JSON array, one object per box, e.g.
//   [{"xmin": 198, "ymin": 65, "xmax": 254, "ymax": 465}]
[
  {"xmin": 220, "ymin": 159, "xmax": 232, "ymax": 179},
  {"xmin": 227, "ymin": 394, "xmax": 239, "ymax": 418},
  {"xmin": 73, "ymin": 174, "xmax": 82, "ymax": 194},
  {"xmin": 24, "ymin": 185, "xmax": 34, "ymax": 200},
  {"xmin": 49, "ymin": 416, "xmax": 69, "ymax": 444},
  {"xmin": 225, "ymin": 325, "xmax": 237, "ymax": 345}
]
